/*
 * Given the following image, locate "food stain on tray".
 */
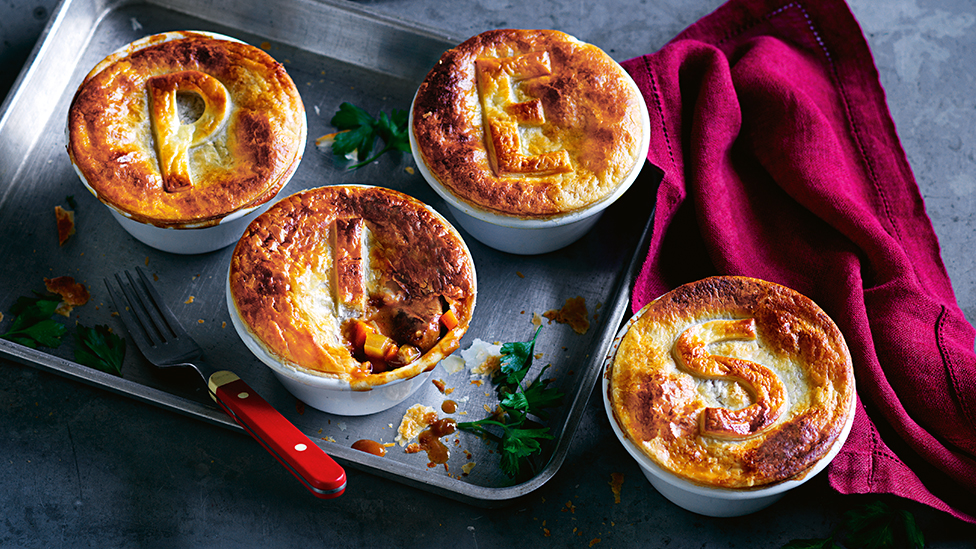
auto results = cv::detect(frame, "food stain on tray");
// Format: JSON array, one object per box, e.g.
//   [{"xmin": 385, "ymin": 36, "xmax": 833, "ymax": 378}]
[
  {"xmin": 352, "ymin": 439, "xmax": 390, "ymax": 457},
  {"xmin": 543, "ymin": 296, "xmax": 590, "ymax": 334}
]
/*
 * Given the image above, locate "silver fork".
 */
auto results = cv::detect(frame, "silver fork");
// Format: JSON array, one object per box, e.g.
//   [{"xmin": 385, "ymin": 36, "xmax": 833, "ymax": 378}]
[{"xmin": 104, "ymin": 267, "xmax": 346, "ymax": 499}]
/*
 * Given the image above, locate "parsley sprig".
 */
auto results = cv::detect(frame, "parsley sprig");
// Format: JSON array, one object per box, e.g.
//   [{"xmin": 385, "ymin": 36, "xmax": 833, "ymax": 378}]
[
  {"xmin": 1, "ymin": 293, "xmax": 68, "ymax": 348},
  {"xmin": 2, "ymin": 290, "xmax": 125, "ymax": 376},
  {"xmin": 782, "ymin": 500, "xmax": 925, "ymax": 549},
  {"xmin": 458, "ymin": 326, "xmax": 564, "ymax": 478},
  {"xmin": 329, "ymin": 102, "xmax": 410, "ymax": 169}
]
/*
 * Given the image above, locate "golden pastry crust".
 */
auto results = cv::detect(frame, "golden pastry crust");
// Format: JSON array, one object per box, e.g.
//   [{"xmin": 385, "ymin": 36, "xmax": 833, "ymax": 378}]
[
  {"xmin": 608, "ymin": 276, "xmax": 855, "ymax": 489},
  {"xmin": 229, "ymin": 185, "xmax": 476, "ymax": 389},
  {"xmin": 411, "ymin": 29, "xmax": 645, "ymax": 218},
  {"xmin": 67, "ymin": 31, "xmax": 305, "ymax": 227}
]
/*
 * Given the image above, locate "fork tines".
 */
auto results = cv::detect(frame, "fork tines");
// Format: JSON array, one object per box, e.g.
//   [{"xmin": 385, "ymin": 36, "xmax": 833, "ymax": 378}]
[{"xmin": 104, "ymin": 267, "xmax": 196, "ymax": 358}]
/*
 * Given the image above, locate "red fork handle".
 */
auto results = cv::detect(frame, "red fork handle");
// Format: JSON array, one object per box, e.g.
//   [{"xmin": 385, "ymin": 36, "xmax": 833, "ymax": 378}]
[{"xmin": 207, "ymin": 370, "xmax": 347, "ymax": 498}]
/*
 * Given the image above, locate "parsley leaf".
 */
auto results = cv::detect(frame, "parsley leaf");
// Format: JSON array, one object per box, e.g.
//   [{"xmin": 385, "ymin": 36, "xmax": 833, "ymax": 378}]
[
  {"xmin": 499, "ymin": 325, "xmax": 540, "ymax": 381},
  {"xmin": 499, "ymin": 425, "xmax": 554, "ymax": 477},
  {"xmin": 74, "ymin": 324, "xmax": 126, "ymax": 377},
  {"xmin": 333, "ymin": 123, "xmax": 376, "ymax": 161},
  {"xmin": 519, "ymin": 365, "xmax": 564, "ymax": 420},
  {"xmin": 329, "ymin": 102, "xmax": 410, "ymax": 169},
  {"xmin": 500, "ymin": 391, "xmax": 530, "ymax": 414},
  {"xmin": 331, "ymin": 101, "xmax": 376, "ymax": 130},
  {"xmin": 9, "ymin": 293, "xmax": 62, "ymax": 325},
  {"xmin": 456, "ymin": 418, "xmax": 555, "ymax": 478},
  {"xmin": 496, "ymin": 329, "xmax": 562, "ymax": 420},
  {"xmin": 376, "ymin": 110, "xmax": 411, "ymax": 153},
  {"xmin": 1, "ymin": 293, "xmax": 68, "ymax": 348},
  {"xmin": 4, "ymin": 319, "xmax": 67, "ymax": 349},
  {"xmin": 500, "ymin": 363, "xmax": 563, "ymax": 420},
  {"xmin": 843, "ymin": 501, "xmax": 924, "ymax": 549}
]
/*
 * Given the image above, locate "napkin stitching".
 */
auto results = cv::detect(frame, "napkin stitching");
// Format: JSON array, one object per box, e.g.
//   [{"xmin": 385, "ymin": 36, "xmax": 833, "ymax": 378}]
[
  {"xmin": 792, "ymin": 1, "xmax": 903, "ymax": 244},
  {"xmin": 716, "ymin": 2, "xmax": 819, "ymax": 52},
  {"xmin": 870, "ymin": 427, "xmax": 882, "ymax": 488},
  {"xmin": 937, "ymin": 305, "xmax": 976, "ymax": 429},
  {"xmin": 714, "ymin": 3, "xmax": 795, "ymax": 45},
  {"xmin": 639, "ymin": 54, "xmax": 676, "ymax": 169},
  {"xmin": 716, "ymin": 1, "xmax": 903, "ymax": 246},
  {"xmin": 831, "ymin": 69, "xmax": 902, "ymax": 246},
  {"xmin": 869, "ymin": 425, "xmax": 905, "ymax": 489}
]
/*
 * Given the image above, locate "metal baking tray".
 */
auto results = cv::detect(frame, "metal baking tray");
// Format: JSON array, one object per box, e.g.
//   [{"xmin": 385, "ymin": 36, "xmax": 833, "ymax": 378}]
[{"xmin": 0, "ymin": 0, "xmax": 659, "ymax": 506}]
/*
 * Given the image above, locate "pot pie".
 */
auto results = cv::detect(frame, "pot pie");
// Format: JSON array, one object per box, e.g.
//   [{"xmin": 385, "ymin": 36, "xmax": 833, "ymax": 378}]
[
  {"xmin": 607, "ymin": 276, "xmax": 856, "ymax": 489},
  {"xmin": 66, "ymin": 31, "xmax": 305, "ymax": 228},
  {"xmin": 228, "ymin": 185, "xmax": 477, "ymax": 390},
  {"xmin": 411, "ymin": 29, "xmax": 646, "ymax": 219}
]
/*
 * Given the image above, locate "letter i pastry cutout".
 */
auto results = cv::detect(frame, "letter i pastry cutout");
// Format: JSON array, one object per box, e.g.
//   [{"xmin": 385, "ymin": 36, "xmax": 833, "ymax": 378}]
[
  {"xmin": 148, "ymin": 70, "xmax": 231, "ymax": 192},
  {"xmin": 330, "ymin": 217, "xmax": 367, "ymax": 318},
  {"xmin": 672, "ymin": 319, "xmax": 787, "ymax": 439}
]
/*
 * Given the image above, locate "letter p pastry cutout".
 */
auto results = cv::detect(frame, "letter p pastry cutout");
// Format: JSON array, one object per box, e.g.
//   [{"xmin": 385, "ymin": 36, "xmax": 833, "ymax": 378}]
[
  {"xmin": 673, "ymin": 319, "xmax": 786, "ymax": 439},
  {"xmin": 148, "ymin": 70, "xmax": 231, "ymax": 192}
]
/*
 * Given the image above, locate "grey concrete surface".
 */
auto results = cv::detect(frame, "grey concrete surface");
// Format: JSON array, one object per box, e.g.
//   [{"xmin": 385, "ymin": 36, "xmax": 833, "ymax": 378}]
[{"xmin": 3, "ymin": 0, "xmax": 976, "ymax": 547}]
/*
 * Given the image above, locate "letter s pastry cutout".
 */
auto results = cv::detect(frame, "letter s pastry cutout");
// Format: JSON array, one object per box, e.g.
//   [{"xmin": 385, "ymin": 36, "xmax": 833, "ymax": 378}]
[{"xmin": 672, "ymin": 318, "xmax": 786, "ymax": 439}]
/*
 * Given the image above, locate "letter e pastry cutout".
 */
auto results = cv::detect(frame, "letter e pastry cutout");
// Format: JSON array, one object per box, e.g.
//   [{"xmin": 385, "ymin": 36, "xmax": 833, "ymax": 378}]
[{"xmin": 475, "ymin": 52, "xmax": 572, "ymax": 177}]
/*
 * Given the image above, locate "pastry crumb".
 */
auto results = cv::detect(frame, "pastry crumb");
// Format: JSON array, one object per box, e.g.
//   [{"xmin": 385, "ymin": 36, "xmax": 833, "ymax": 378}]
[
  {"xmin": 396, "ymin": 404, "xmax": 436, "ymax": 446},
  {"xmin": 55, "ymin": 206, "xmax": 75, "ymax": 246}
]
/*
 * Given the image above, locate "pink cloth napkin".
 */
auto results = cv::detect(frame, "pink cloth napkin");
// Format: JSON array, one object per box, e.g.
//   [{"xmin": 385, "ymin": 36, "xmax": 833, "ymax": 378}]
[{"xmin": 621, "ymin": 0, "xmax": 976, "ymax": 523}]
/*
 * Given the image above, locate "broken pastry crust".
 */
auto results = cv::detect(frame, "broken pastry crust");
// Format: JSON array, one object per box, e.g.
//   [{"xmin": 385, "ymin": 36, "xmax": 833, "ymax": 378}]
[
  {"xmin": 229, "ymin": 185, "xmax": 476, "ymax": 390},
  {"xmin": 607, "ymin": 276, "xmax": 855, "ymax": 489}
]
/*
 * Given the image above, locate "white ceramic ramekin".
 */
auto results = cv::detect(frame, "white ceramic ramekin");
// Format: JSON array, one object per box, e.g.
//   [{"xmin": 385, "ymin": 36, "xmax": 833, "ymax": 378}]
[
  {"xmin": 92, "ymin": 193, "xmax": 289, "ymax": 255},
  {"xmin": 408, "ymin": 82, "xmax": 650, "ymax": 256},
  {"xmin": 601, "ymin": 307, "xmax": 855, "ymax": 517},
  {"xmin": 66, "ymin": 31, "xmax": 304, "ymax": 255}
]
